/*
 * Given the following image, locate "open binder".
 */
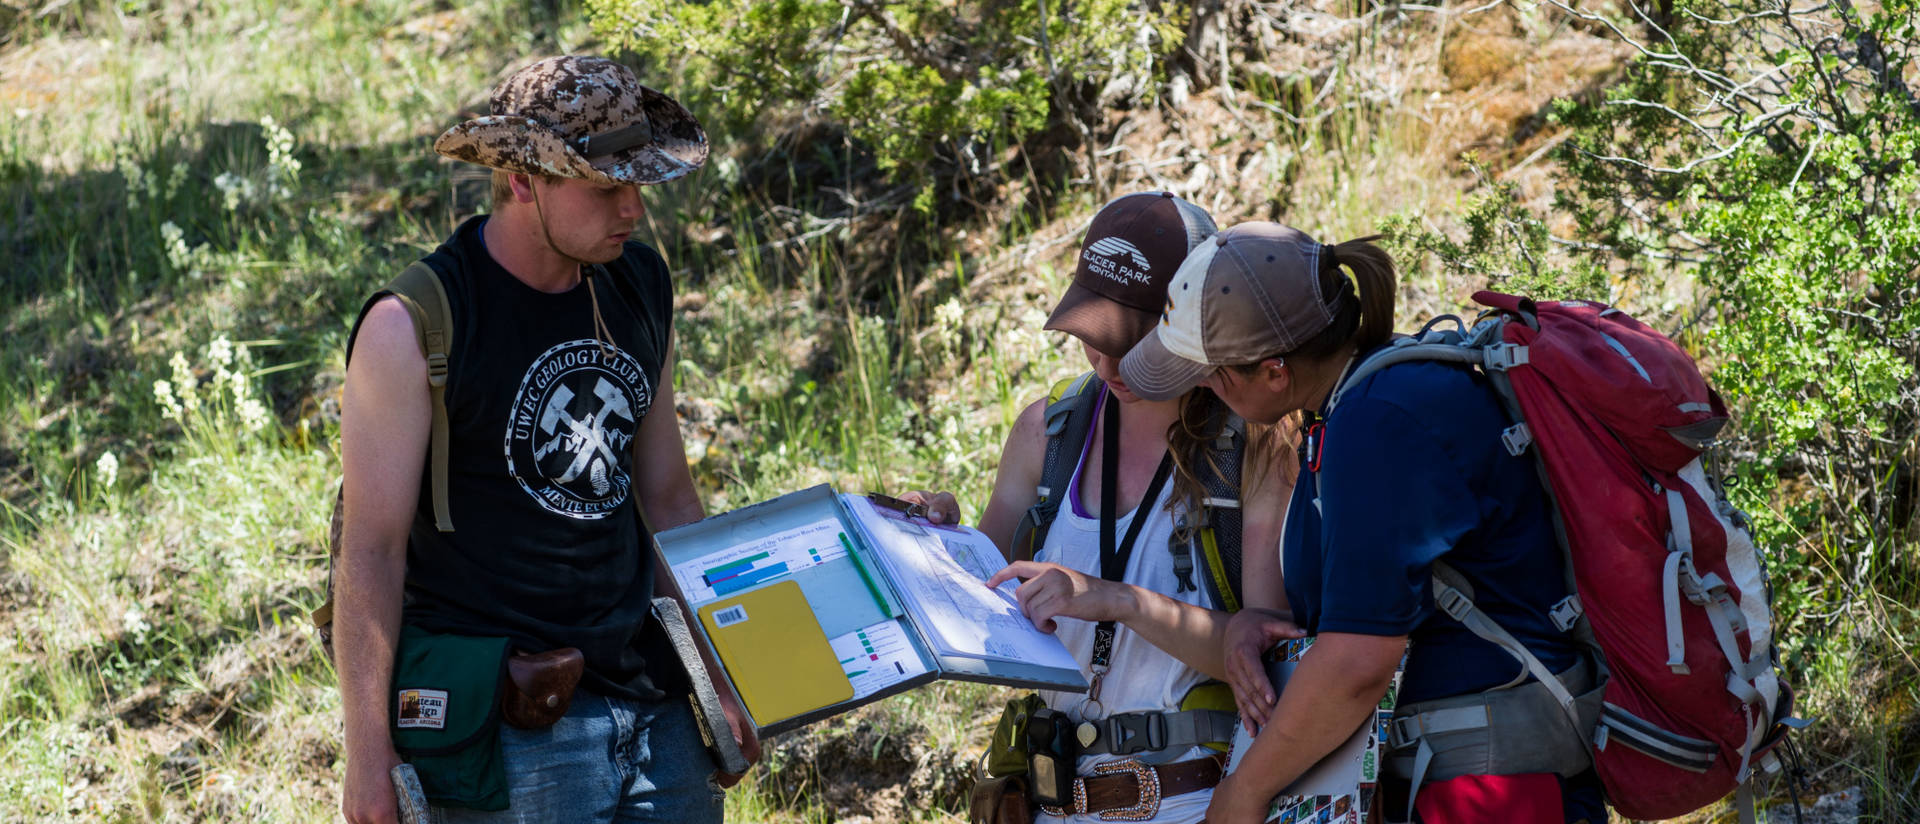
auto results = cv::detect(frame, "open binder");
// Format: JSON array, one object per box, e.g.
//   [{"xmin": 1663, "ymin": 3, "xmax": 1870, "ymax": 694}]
[{"xmin": 652, "ymin": 484, "xmax": 1089, "ymax": 738}]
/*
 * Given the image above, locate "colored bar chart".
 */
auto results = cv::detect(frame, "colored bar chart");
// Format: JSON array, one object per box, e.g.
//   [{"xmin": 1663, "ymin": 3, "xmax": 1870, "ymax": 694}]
[
  {"xmin": 830, "ymin": 619, "xmax": 927, "ymax": 698},
  {"xmin": 706, "ymin": 553, "xmax": 794, "ymax": 596},
  {"xmin": 671, "ymin": 516, "xmax": 850, "ymax": 604}
]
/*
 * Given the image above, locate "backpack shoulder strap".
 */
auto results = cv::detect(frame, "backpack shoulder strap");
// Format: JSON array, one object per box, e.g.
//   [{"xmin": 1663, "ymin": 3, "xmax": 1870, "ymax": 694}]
[
  {"xmin": 1009, "ymin": 372, "xmax": 1103, "ymax": 562},
  {"xmin": 314, "ymin": 260, "xmax": 454, "ymax": 639},
  {"xmin": 1177, "ymin": 410, "xmax": 1247, "ymax": 612},
  {"xmin": 385, "ymin": 261, "xmax": 455, "ymax": 533}
]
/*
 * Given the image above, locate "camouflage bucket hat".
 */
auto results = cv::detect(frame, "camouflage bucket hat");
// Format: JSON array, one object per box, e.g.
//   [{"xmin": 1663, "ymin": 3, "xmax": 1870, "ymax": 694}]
[{"xmin": 434, "ymin": 55, "xmax": 708, "ymax": 186}]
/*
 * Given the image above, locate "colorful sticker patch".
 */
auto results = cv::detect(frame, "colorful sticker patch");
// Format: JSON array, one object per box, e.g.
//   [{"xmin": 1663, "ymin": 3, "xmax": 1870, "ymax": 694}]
[{"xmin": 396, "ymin": 688, "xmax": 449, "ymax": 730}]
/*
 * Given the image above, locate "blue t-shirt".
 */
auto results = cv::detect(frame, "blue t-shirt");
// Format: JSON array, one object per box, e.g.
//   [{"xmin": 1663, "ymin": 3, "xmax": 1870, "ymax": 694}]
[{"xmin": 1282, "ymin": 355, "xmax": 1579, "ymax": 705}]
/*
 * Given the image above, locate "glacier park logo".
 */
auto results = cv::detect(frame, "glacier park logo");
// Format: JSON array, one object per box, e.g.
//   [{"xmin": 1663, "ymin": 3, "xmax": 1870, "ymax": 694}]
[{"xmin": 1082, "ymin": 237, "xmax": 1152, "ymax": 285}]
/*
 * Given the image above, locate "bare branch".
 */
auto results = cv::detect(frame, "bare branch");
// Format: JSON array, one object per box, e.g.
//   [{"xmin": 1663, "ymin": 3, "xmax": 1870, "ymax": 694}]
[
  {"xmin": 1680, "ymin": 2, "xmax": 1830, "ymax": 26},
  {"xmin": 1574, "ymin": 103, "xmax": 1807, "ymax": 174}
]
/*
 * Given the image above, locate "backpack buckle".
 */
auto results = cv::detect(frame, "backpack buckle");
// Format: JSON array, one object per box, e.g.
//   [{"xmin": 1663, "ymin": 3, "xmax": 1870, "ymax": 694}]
[
  {"xmin": 1387, "ymin": 716, "xmax": 1421, "ymax": 749},
  {"xmin": 1549, "ymin": 595, "xmax": 1584, "ymax": 632},
  {"xmin": 425, "ymin": 352, "xmax": 449, "ymax": 386},
  {"xmin": 1484, "ymin": 343, "xmax": 1531, "ymax": 372},
  {"xmin": 1501, "ymin": 422, "xmax": 1532, "ymax": 456},
  {"xmin": 1435, "ymin": 586, "xmax": 1474, "ymax": 622},
  {"xmin": 1105, "ymin": 712, "xmax": 1168, "ymax": 755}
]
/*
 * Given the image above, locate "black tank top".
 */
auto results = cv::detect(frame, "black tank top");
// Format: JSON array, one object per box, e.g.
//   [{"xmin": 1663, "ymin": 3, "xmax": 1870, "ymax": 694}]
[{"xmin": 353, "ymin": 215, "xmax": 676, "ymax": 700}]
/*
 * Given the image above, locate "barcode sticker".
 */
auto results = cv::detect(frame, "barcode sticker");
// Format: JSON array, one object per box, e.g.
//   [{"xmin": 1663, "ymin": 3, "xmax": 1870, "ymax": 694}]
[{"xmin": 713, "ymin": 605, "xmax": 749, "ymax": 627}]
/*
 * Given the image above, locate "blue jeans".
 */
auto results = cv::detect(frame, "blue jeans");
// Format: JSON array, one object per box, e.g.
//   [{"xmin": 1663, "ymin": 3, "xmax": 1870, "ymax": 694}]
[{"xmin": 432, "ymin": 692, "xmax": 724, "ymax": 824}]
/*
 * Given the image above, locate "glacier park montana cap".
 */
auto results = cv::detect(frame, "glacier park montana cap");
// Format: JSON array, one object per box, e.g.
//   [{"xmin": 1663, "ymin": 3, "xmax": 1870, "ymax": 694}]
[
  {"xmin": 434, "ymin": 55, "xmax": 708, "ymax": 186},
  {"xmin": 1043, "ymin": 192, "xmax": 1217, "ymax": 358},
  {"xmin": 1119, "ymin": 222, "xmax": 1341, "ymax": 401}
]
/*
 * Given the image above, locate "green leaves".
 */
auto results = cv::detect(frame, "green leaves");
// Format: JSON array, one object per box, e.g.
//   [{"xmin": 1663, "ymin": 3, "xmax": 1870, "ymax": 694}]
[{"xmin": 588, "ymin": 0, "xmax": 1182, "ymax": 180}]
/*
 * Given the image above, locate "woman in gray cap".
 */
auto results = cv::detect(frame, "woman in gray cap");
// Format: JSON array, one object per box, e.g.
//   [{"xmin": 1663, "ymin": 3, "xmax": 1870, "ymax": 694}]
[{"xmin": 908, "ymin": 193, "xmax": 1296, "ymax": 824}]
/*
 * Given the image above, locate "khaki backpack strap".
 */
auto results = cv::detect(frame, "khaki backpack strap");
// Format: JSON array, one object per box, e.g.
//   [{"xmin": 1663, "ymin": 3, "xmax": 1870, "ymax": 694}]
[{"xmin": 385, "ymin": 262, "xmax": 456, "ymax": 533}]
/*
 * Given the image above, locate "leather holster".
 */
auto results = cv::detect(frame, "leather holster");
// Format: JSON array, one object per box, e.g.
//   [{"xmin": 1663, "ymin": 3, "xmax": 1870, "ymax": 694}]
[
  {"xmin": 501, "ymin": 647, "xmax": 585, "ymax": 729},
  {"xmin": 968, "ymin": 774, "xmax": 1032, "ymax": 824}
]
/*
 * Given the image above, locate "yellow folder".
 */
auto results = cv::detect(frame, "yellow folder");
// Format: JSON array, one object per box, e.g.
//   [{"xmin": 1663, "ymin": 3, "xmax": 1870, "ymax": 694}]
[{"xmin": 696, "ymin": 579, "xmax": 853, "ymax": 724}]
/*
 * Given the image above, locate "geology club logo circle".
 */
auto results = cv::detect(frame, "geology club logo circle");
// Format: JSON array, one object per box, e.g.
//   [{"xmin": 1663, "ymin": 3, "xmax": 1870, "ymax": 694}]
[{"xmin": 504, "ymin": 339, "xmax": 651, "ymax": 519}]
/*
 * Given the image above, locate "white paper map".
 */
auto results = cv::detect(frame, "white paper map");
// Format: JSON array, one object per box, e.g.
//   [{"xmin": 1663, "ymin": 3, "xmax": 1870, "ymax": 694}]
[{"xmin": 844, "ymin": 495, "xmax": 1080, "ymax": 672}]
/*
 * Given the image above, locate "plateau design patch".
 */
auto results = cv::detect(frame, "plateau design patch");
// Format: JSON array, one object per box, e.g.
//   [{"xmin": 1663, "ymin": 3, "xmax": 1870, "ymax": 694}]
[
  {"xmin": 396, "ymin": 688, "xmax": 450, "ymax": 730},
  {"xmin": 505, "ymin": 339, "xmax": 651, "ymax": 519}
]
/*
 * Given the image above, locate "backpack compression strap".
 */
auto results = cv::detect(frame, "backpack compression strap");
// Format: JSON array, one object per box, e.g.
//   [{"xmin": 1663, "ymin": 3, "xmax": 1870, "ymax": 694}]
[
  {"xmin": 1009, "ymin": 372, "xmax": 1103, "ymax": 562},
  {"xmin": 381, "ymin": 261, "xmax": 456, "ymax": 532}
]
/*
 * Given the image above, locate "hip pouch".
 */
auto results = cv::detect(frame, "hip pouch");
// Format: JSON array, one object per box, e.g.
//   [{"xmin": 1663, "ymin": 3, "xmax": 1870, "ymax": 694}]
[
  {"xmin": 390, "ymin": 626, "xmax": 512, "ymax": 812},
  {"xmin": 971, "ymin": 694, "xmax": 1045, "ymax": 824}
]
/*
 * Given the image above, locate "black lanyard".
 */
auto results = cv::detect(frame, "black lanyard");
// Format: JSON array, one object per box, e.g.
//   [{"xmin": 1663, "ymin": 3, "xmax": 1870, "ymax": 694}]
[{"xmin": 1090, "ymin": 390, "xmax": 1173, "ymax": 691}]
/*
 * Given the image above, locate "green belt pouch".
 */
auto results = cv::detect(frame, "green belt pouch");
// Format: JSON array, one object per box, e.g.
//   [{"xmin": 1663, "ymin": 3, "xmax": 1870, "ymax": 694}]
[{"xmin": 390, "ymin": 625, "xmax": 513, "ymax": 811}]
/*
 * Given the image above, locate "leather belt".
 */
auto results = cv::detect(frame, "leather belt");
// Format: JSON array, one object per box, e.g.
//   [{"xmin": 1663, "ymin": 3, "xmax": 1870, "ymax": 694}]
[{"xmin": 1039, "ymin": 754, "xmax": 1225, "ymax": 821}]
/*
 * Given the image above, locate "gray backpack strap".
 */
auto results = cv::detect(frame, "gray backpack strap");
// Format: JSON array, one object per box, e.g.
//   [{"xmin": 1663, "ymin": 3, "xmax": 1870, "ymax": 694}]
[
  {"xmin": 1391, "ymin": 561, "xmax": 1595, "ymax": 820},
  {"xmin": 1430, "ymin": 561, "xmax": 1579, "ymax": 719},
  {"xmin": 1009, "ymin": 372, "xmax": 1103, "ymax": 562},
  {"xmin": 1386, "ymin": 654, "xmax": 1602, "ymax": 820},
  {"xmin": 1075, "ymin": 708, "xmax": 1239, "ymax": 756},
  {"xmin": 1324, "ymin": 318, "xmax": 1518, "ymax": 417}
]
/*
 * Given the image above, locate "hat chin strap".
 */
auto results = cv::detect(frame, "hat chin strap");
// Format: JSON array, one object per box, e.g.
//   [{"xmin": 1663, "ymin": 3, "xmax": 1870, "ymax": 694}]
[{"xmin": 528, "ymin": 180, "xmax": 618, "ymax": 362}]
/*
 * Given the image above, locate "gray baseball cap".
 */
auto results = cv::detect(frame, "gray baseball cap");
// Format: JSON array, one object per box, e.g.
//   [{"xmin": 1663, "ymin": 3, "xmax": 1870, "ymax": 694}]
[{"xmin": 1118, "ymin": 222, "xmax": 1340, "ymax": 400}]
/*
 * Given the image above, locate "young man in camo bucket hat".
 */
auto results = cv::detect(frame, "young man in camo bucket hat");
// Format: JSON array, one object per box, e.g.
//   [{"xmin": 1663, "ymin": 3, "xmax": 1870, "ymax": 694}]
[{"xmin": 336, "ymin": 55, "xmax": 758, "ymax": 824}]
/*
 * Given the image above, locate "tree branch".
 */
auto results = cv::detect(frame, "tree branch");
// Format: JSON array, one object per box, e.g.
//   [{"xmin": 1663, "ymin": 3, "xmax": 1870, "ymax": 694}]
[
  {"xmin": 1830, "ymin": 0, "xmax": 1920, "ymax": 122},
  {"xmin": 847, "ymin": 0, "xmax": 964, "ymax": 82}
]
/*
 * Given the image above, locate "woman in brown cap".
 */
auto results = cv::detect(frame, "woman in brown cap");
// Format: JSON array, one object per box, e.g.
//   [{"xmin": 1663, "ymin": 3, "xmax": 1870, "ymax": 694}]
[
  {"xmin": 908, "ymin": 193, "xmax": 1296, "ymax": 823},
  {"xmin": 1116, "ymin": 223, "xmax": 1604, "ymax": 824}
]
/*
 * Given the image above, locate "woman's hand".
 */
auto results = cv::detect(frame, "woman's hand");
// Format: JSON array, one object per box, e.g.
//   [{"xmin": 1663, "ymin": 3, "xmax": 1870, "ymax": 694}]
[
  {"xmin": 985, "ymin": 560, "xmax": 1137, "ymax": 633},
  {"xmin": 895, "ymin": 490, "xmax": 961, "ymax": 525},
  {"xmin": 1222, "ymin": 608, "xmax": 1306, "ymax": 733},
  {"xmin": 1205, "ymin": 769, "xmax": 1274, "ymax": 824}
]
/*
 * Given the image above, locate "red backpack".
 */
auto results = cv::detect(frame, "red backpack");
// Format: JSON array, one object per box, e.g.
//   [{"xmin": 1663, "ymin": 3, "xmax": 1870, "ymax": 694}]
[{"xmin": 1326, "ymin": 292, "xmax": 1800, "ymax": 821}]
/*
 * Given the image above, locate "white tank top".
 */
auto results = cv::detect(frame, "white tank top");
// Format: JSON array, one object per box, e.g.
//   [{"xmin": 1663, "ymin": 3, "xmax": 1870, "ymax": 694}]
[{"xmin": 1033, "ymin": 412, "xmax": 1217, "ymax": 823}]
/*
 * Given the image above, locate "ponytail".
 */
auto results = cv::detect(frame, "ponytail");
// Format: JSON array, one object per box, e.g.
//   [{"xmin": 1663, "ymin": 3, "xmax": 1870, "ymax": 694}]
[
  {"xmin": 1279, "ymin": 234, "xmax": 1399, "ymax": 361},
  {"xmin": 1328, "ymin": 236, "xmax": 1397, "ymax": 354}
]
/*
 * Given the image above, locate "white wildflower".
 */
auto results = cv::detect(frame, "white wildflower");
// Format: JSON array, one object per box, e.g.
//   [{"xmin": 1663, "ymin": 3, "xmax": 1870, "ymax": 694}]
[
  {"xmin": 168, "ymin": 351, "xmax": 199, "ymax": 408},
  {"xmin": 207, "ymin": 336, "xmax": 233, "ymax": 370},
  {"xmin": 94, "ymin": 451, "xmax": 118, "ymax": 489},
  {"xmin": 166, "ymin": 162, "xmax": 188, "ymax": 201},
  {"xmin": 934, "ymin": 298, "xmax": 966, "ymax": 334},
  {"xmin": 153, "ymin": 379, "xmax": 182, "ymax": 421},
  {"xmin": 262, "ymin": 114, "xmax": 301, "ymax": 194},
  {"xmin": 158, "ymin": 221, "xmax": 210, "ymax": 276},
  {"xmin": 160, "ymin": 221, "xmax": 190, "ymax": 271},
  {"xmin": 121, "ymin": 604, "xmax": 150, "ymax": 640},
  {"xmin": 117, "ymin": 149, "xmax": 147, "ymax": 210},
  {"xmin": 237, "ymin": 398, "xmax": 269, "ymax": 433},
  {"xmin": 213, "ymin": 172, "xmax": 256, "ymax": 211}
]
